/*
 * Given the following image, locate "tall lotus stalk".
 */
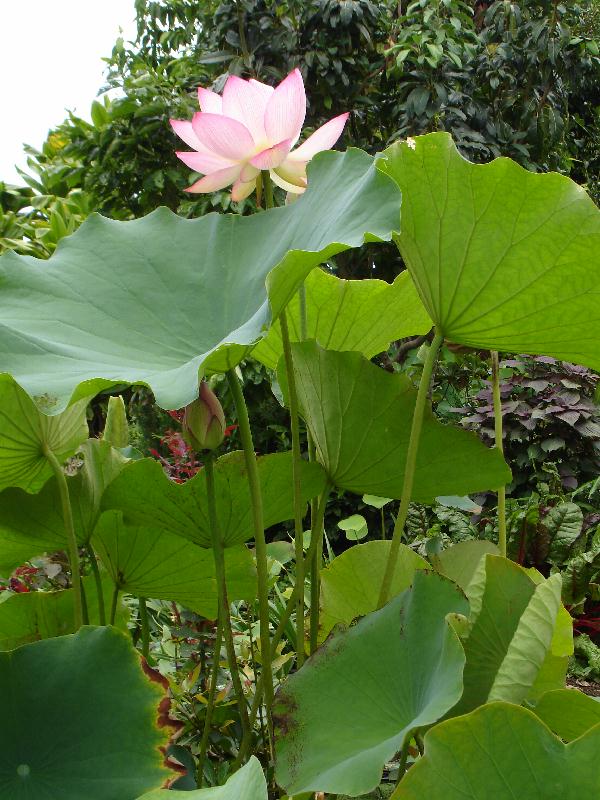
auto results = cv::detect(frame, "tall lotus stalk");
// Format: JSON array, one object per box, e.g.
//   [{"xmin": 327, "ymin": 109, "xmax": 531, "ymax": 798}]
[
  {"xmin": 233, "ymin": 483, "xmax": 331, "ymax": 768},
  {"xmin": 226, "ymin": 369, "xmax": 275, "ymax": 740},
  {"xmin": 279, "ymin": 309, "xmax": 307, "ymax": 665},
  {"xmin": 183, "ymin": 385, "xmax": 250, "ymax": 738},
  {"xmin": 491, "ymin": 351, "xmax": 507, "ymax": 557},
  {"xmin": 197, "ymin": 618, "xmax": 223, "ymax": 786},
  {"xmin": 261, "ymin": 164, "xmax": 310, "ymax": 666},
  {"xmin": 43, "ymin": 446, "xmax": 83, "ymax": 630},
  {"xmin": 173, "ymin": 67, "xmax": 348, "ymax": 736},
  {"xmin": 204, "ymin": 454, "xmax": 251, "ymax": 738},
  {"xmin": 378, "ymin": 331, "xmax": 444, "ymax": 608}
]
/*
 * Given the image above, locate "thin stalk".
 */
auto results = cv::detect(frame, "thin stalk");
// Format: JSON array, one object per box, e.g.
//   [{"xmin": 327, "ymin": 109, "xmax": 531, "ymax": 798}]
[
  {"xmin": 309, "ymin": 528, "xmax": 323, "ymax": 654},
  {"xmin": 197, "ymin": 618, "xmax": 224, "ymax": 787},
  {"xmin": 299, "ymin": 282, "xmax": 308, "ymax": 340},
  {"xmin": 247, "ymin": 604, "xmax": 267, "ymax": 750},
  {"xmin": 255, "ymin": 172, "xmax": 263, "ymax": 208},
  {"xmin": 397, "ymin": 733, "xmax": 414, "ymax": 782},
  {"xmin": 88, "ymin": 546, "xmax": 106, "ymax": 625},
  {"xmin": 233, "ymin": 486, "xmax": 331, "ymax": 769},
  {"xmin": 204, "ymin": 455, "xmax": 250, "ymax": 738},
  {"xmin": 280, "ymin": 310, "xmax": 306, "ymax": 666},
  {"xmin": 261, "ymin": 169, "xmax": 274, "ymax": 210},
  {"xmin": 110, "ymin": 585, "xmax": 120, "ymax": 626},
  {"xmin": 80, "ymin": 579, "xmax": 89, "ymax": 625},
  {"xmin": 139, "ymin": 597, "xmax": 150, "ymax": 660},
  {"xmin": 381, "ymin": 507, "xmax": 386, "ymax": 540},
  {"xmin": 299, "ymin": 279, "xmax": 325, "ymax": 655},
  {"xmin": 226, "ymin": 370, "xmax": 274, "ymax": 732},
  {"xmin": 491, "ymin": 350, "xmax": 507, "ymax": 557},
  {"xmin": 308, "ymin": 435, "xmax": 318, "ymax": 529},
  {"xmin": 378, "ymin": 330, "xmax": 444, "ymax": 608},
  {"xmin": 43, "ymin": 446, "xmax": 83, "ymax": 629},
  {"xmin": 308, "ymin": 444, "xmax": 318, "ymax": 520},
  {"xmin": 415, "ymin": 732, "xmax": 424, "ymax": 756},
  {"xmin": 323, "ymin": 527, "xmax": 334, "ymax": 563}
]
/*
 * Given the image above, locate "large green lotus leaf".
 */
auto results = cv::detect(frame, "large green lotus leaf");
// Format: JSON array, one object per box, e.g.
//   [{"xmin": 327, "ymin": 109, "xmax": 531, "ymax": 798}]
[
  {"xmin": 0, "ymin": 438, "xmax": 128, "ymax": 577},
  {"xmin": 102, "ymin": 450, "xmax": 326, "ymax": 548},
  {"xmin": 253, "ymin": 268, "xmax": 431, "ymax": 369},
  {"xmin": 274, "ymin": 571, "xmax": 468, "ymax": 796},
  {"xmin": 0, "ymin": 150, "xmax": 401, "ymax": 414},
  {"xmin": 0, "ymin": 575, "xmax": 129, "ymax": 650},
  {"xmin": 533, "ymin": 689, "xmax": 600, "ymax": 741},
  {"xmin": 93, "ymin": 511, "xmax": 256, "ymax": 615},
  {"xmin": 136, "ymin": 756, "xmax": 267, "ymax": 800},
  {"xmin": 392, "ymin": 702, "xmax": 600, "ymax": 799},
  {"xmin": 528, "ymin": 647, "xmax": 570, "ymax": 702},
  {"xmin": 488, "ymin": 572, "xmax": 562, "ymax": 703},
  {"xmin": 278, "ymin": 342, "xmax": 510, "ymax": 502},
  {"xmin": 0, "ymin": 374, "xmax": 88, "ymax": 493},
  {"xmin": 319, "ymin": 541, "xmax": 428, "ymax": 640},
  {"xmin": 0, "ymin": 625, "xmax": 171, "ymax": 799},
  {"xmin": 379, "ymin": 132, "xmax": 600, "ymax": 367},
  {"xmin": 453, "ymin": 555, "xmax": 562, "ymax": 716},
  {"xmin": 527, "ymin": 573, "xmax": 573, "ymax": 701},
  {"xmin": 431, "ymin": 540, "xmax": 499, "ymax": 591}
]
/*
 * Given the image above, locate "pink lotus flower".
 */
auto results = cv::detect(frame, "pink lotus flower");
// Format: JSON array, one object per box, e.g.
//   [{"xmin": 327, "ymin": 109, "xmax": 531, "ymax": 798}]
[{"xmin": 170, "ymin": 68, "xmax": 349, "ymax": 201}]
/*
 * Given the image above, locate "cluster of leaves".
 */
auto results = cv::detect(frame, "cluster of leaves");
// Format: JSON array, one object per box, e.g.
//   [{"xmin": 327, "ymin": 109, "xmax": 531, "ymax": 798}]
[
  {"xmin": 0, "ymin": 179, "xmax": 92, "ymax": 258},
  {"xmin": 571, "ymin": 632, "xmax": 600, "ymax": 683},
  {"xmin": 457, "ymin": 354, "xmax": 600, "ymax": 493},
  {"xmin": 505, "ymin": 479, "xmax": 600, "ymax": 606},
  {"xmin": 133, "ymin": 598, "xmax": 254, "ymax": 782}
]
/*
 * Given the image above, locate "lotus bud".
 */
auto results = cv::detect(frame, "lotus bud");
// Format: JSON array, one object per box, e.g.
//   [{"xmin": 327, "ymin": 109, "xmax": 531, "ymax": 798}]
[{"xmin": 182, "ymin": 381, "xmax": 225, "ymax": 452}]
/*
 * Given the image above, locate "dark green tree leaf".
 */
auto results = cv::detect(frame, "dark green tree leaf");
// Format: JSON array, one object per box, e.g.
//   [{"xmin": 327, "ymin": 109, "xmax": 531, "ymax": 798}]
[{"xmin": 545, "ymin": 503, "xmax": 584, "ymax": 563}]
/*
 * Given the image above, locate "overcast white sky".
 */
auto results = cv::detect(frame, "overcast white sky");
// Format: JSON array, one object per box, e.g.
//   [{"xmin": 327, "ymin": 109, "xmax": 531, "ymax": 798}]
[{"xmin": 1, "ymin": 1, "xmax": 136, "ymax": 184}]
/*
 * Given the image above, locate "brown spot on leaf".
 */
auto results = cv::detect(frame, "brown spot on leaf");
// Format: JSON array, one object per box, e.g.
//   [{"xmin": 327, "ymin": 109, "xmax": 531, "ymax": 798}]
[
  {"xmin": 141, "ymin": 656, "xmax": 169, "ymax": 690},
  {"xmin": 273, "ymin": 689, "xmax": 298, "ymax": 739}
]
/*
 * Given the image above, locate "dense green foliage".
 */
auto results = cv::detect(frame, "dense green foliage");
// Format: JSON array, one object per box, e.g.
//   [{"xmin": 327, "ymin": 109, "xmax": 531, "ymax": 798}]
[
  {"xmin": 3, "ymin": 0, "xmax": 600, "ymax": 265},
  {"xmin": 1, "ymin": 2, "xmax": 600, "ymax": 797}
]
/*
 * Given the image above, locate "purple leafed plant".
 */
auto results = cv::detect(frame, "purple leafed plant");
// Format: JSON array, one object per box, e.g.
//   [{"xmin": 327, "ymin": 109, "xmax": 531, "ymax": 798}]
[{"xmin": 458, "ymin": 355, "xmax": 600, "ymax": 492}]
